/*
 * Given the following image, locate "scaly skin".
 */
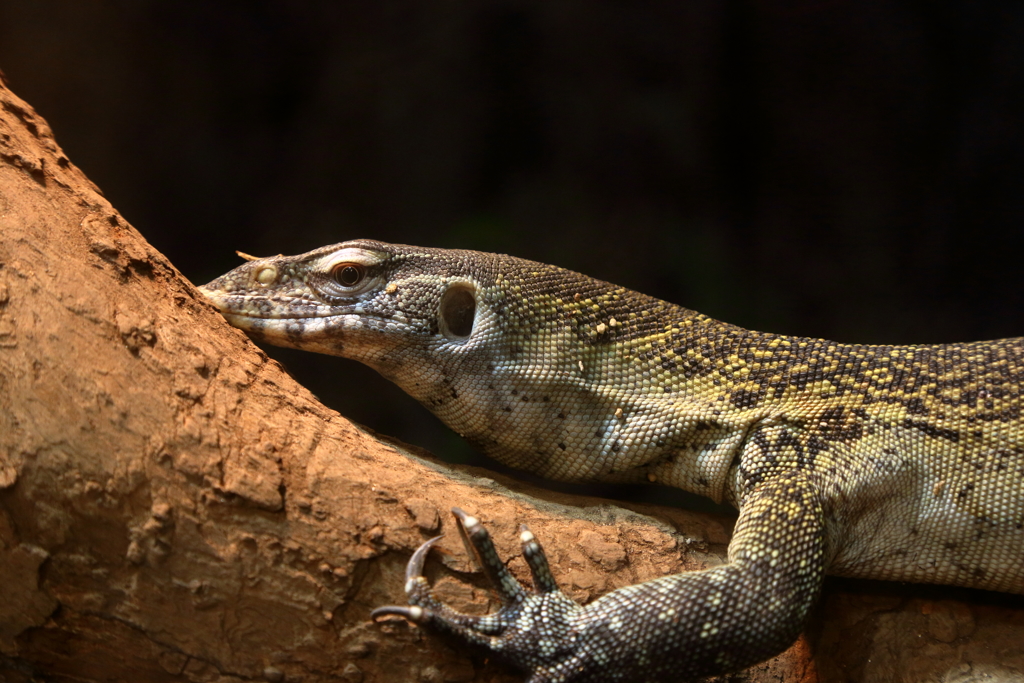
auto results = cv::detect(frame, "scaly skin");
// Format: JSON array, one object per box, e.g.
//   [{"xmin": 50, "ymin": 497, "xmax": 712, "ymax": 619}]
[{"xmin": 201, "ymin": 240, "xmax": 1024, "ymax": 682}]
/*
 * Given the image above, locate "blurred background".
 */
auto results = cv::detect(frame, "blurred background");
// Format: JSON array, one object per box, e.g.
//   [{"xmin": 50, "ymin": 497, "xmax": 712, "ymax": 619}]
[{"xmin": 2, "ymin": 1, "xmax": 1022, "ymax": 504}]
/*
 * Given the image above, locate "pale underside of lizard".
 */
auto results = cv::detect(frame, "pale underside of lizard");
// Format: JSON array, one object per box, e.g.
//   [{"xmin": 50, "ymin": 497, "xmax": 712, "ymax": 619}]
[{"xmin": 200, "ymin": 240, "xmax": 1024, "ymax": 682}]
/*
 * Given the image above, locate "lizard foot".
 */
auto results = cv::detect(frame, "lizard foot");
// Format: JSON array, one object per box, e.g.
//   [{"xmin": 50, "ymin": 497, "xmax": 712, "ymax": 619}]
[{"xmin": 372, "ymin": 508, "xmax": 586, "ymax": 681}]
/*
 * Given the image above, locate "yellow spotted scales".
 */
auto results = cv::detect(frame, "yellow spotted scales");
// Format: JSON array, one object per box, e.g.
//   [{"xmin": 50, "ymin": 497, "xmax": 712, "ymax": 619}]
[{"xmin": 201, "ymin": 240, "xmax": 1024, "ymax": 682}]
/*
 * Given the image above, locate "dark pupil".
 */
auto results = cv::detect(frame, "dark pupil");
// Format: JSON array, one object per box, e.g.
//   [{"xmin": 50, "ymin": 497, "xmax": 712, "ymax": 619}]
[{"xmin": 337, "ymin": 266, "xmax": 361, "ymax": 286}]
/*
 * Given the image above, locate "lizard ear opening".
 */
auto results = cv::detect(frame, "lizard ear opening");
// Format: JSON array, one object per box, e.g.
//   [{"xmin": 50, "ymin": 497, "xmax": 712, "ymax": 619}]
[{"xmin": 439, "ymin": 283, "xmax": 477, "ymax": 340}]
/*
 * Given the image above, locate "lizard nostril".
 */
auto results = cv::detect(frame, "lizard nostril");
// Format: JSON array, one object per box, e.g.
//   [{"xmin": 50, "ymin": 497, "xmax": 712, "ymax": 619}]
[{"xmin": 440, "ymin": 284, "xmax": 476, "ymax": 340}]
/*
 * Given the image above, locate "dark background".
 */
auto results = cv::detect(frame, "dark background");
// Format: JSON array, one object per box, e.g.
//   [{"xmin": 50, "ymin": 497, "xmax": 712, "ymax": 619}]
[{"xmin": 2, "ymin": 1, "xmax": 1023, "ymax": 502}]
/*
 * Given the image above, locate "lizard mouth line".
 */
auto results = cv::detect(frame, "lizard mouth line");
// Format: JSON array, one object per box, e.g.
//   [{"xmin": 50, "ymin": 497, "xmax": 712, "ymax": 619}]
[
  {"xmin": 219, "ymin": 308, "xmax": 404, "ymax": 334},
  {"xmin": 200, "ymin": 288, "xmax": 373, "ymax": 322},
  {"xmin": 222, "ymin": 309, "xmax": 374, "ymax": 323}
]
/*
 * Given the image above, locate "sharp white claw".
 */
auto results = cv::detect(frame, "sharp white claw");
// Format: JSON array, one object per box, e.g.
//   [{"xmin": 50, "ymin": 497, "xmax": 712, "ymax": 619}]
[{"xmin": 370, "ymin": 605, "xmax": 425, "ymax": 623}]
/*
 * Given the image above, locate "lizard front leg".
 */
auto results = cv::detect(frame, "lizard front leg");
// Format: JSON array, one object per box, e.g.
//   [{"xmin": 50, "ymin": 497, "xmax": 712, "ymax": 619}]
[{"xmin": 373, "ymin": 471, "xmax": 828, "ymax": 682}]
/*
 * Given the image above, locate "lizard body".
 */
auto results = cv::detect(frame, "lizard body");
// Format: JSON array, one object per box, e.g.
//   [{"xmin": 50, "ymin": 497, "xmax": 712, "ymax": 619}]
[{"xmin": 201, "ymin": 240, "xmax": 1024, "ymax": 682}]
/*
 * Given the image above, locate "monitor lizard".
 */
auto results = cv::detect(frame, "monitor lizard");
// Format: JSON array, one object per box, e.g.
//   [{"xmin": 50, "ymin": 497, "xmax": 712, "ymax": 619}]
[{"xmin": 199, "ymin": 240, "xmax": 1024, "ymax": 682}]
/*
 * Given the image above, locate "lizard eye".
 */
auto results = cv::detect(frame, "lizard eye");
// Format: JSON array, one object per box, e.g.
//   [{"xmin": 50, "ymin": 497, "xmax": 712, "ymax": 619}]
[
  {"xmin": 331, "ymin": 263, "xmax": 365, "ymax": 288},
  {"xmin": 312, "ymin": 248, "xmax": 385, "ymax": 302}
]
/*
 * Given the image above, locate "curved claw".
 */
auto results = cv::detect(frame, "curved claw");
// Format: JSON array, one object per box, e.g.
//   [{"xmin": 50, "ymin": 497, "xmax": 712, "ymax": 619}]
[
  {"xmin": 406, "ymin": 535, "xmax": 443, "ymax": 582},
  {"xmin": 451, "ymin": 507, "xmax": 528, "ymax": 605},
  {"xmin": 370, "ymin": 604, "xmax": 427, "ymax": 623},
  {"xmin": 373, "ymin": 533, "xmax": 467, "ymax": 628}
]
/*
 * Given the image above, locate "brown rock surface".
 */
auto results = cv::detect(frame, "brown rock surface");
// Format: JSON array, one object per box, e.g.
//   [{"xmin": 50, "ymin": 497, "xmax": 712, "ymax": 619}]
[{"xmin": 0, "ymin": 75, "xmax": 1021, "ymax": 683}]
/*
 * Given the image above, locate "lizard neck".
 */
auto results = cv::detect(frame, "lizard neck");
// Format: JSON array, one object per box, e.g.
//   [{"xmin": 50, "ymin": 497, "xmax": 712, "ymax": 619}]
[{"xmin": 362, "ymin": 263, "xmax": 770, "ymax": 503}]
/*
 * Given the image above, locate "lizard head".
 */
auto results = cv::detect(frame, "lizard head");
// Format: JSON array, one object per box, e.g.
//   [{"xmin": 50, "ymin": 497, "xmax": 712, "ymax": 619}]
[{"xmin": 198, "ymin": 240, "xmax": 521, "ymax": 405}]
